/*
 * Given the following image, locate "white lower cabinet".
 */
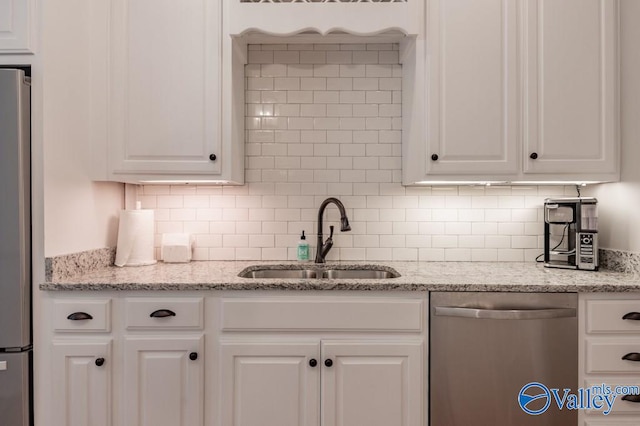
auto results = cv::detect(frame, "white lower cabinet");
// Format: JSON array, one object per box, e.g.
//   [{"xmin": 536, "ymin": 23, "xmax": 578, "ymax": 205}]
[
  {"xmin": 123, "ymin": 336, "xmax": 204, "ymax": 426},
  {"xmin": 580, "ymin": 294, "xmax": 640, "ymax": 425},
  {"xmin": 321, "ymin": 341, "xmax": 423, "ymax": 426},
  {"xmin": 221, "ymin": 341, "xmax": 320, "ymax": 426},
  {"xmin": 218, "ymin": 294, "xmax": 425, "ymax": 426},
  {"xmin": 51, "ymin": 340, "xmax": 112, "ymax": 426},
  {"xmin": 44, "ymin": 292, "xmax": 425, "ymax": 426},
  {"xmin": 221, "ymin": 339, "xmax": 423, "ymax": 426}
]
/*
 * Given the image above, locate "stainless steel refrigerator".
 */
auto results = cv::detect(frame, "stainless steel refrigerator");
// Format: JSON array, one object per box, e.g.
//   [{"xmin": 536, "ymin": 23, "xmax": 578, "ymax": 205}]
[{"xmin": 0, "ymin": 68, "xmax": 32, "ymax": 426}]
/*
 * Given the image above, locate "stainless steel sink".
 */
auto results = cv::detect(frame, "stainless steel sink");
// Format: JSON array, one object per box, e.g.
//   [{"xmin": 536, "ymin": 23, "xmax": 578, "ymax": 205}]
[
  {"xmin": 238, "ymin": 266, "xmax": 400, "ymax": 279},
  {"xmin": 241, "ymin": 269, "xmax": 319, "ymax": 279},
  {"xmin": 323, "ymin": 269, "xmax": 398, "ymax": 279}
]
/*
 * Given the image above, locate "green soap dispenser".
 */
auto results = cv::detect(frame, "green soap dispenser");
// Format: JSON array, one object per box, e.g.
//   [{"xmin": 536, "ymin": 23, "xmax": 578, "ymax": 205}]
[{"xmin": 297, "ymin": 231, "xmax": 309, "ymax": 262}]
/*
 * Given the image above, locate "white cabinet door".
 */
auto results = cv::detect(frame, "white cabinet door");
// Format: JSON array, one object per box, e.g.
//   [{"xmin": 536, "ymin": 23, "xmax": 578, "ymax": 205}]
[
  {"xmin": 108, "ymin": 0, "xmax": 222, "ymax": 176},
  {"xmin": 425, "ymin": 0, "xmax": 518, "ymax": 176},
  {"xmin": 123, "ymin": 335, "xmax": 204, "ymax": 426},
  {"xmin": 0, "ymin": 0, "xmax": 32, "ymax": 53},
  {"xmin": 220, "ymin": 341, "xmax": 321, "ymax": 426},
  {"xmin": 522, "ymin": 0, "xmax": 619, "ymax": 176},
  {"xmin": 321, "ymin": 340, "xmax": 423, "ymax": 426},
  {"xmin": 51, "ymin": 340, "xmax": 112, "ymax": 426}
]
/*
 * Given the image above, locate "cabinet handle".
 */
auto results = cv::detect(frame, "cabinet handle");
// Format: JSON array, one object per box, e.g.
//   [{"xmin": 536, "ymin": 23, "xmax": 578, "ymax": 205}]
[
  {"xmin": 189, "ymin": 352, "xmax": 198, "ymax": 361},
  {"xmin": 622, "ymin": 395, "xmax": 640, "ymax": 403},
  {"xmin": 309, "ymin": 359, "xmax": 317, "ymax": 367},
  {"xmin": 95, "ymin": 358, "xmax": 105, "ymax": 367},
  {"xmin": 209, "ymin": 154, "xmax": 217, "ymax": 161},
  {"xmin": 67, "ymin": 312, "xmax": 93, "ymax": 321},
  {"xmin": 529, "ymin": 152, "xmax": 538, "ymax": 160},
  {"xmin": 622, "ymin": 353, "xmax": 640, "ymax": 362},
  {"xmin": 431, "ymin": 154, "xmax": 439, "ymax": 161},
  {"xmin": 149, "ymin": 309, "xmax": 176, "ymax": 318},
  {"xmin": 623, "ymin": 312, "xmax": 640, "ymax": 321},
  {"xmin": 324, "ymin": 359, "xmax": 333, "ymax": 368}
]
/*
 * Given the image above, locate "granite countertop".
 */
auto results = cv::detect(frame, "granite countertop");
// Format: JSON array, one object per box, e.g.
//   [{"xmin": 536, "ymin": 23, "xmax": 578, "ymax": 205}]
[{"xmin": 39, "ymin": 261, "xmax": 640, "ymax": 292}]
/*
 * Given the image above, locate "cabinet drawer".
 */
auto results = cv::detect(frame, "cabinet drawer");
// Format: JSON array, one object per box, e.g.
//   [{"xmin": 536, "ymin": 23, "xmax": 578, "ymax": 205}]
[
  {"xmin": 586, "ymin": 339, "xmax": 640, "ymax": 374},
  {"xmin": 584, "ymin": 380, "xmax": 640, "ymax": 416},
  {"xmin": 221, "ymin": 298, "xmax": 424, "ymax": 331},
  {"xmin": 586, "ymin": 300, "xmax": 640, "ymax": 334},
  {"xmin": 53, "ymin": 299, "xmax": 111, "ymax": 332},
  {"xmin": 125, "ymin": 298, "xmax": 204, "ymax": 330}
]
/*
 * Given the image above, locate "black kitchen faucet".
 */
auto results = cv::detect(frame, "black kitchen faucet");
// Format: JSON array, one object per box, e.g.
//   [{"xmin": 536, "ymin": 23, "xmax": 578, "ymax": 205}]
[{"xmin": 315, "ymin": 197, "xmax": 351, "ymax": 263}]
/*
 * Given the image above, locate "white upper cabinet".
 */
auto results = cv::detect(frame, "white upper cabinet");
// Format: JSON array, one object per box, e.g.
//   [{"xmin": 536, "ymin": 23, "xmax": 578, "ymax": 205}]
[
  {"xmin": 424, "ymin": 0, "xmax": 518, "ymax": 177},
  {"xmin": 92, "ymin": 0, "xmax": 243, "ymax": 184},
  {"xmin": 522, "ymin": 0, "xmax": 619, "ymax": 177},
  {"xmin": 0, "ymin": 0, "xmax": 33, "ymax": 53},
  {"xmin": 403, "ymin": 0, "xmax": 620, "ymax": 184}
]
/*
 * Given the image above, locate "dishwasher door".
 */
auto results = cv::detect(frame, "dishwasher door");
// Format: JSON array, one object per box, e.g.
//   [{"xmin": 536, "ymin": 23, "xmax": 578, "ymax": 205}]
[{"xmin": 430, "ymin": 292, "xmax": 577, "ymax": 426}]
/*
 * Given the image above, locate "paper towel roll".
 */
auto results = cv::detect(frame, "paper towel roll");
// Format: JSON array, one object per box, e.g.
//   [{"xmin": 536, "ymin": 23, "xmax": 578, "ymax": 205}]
[{"xmin": 115, "ymin": 209, "xmax": 156, "ymax": 267}]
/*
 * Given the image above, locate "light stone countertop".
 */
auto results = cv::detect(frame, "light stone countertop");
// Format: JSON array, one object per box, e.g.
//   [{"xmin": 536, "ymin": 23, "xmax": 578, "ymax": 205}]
[{"xmin": 39, "ymin": 261, "xmax": 640, "ymax": 292}]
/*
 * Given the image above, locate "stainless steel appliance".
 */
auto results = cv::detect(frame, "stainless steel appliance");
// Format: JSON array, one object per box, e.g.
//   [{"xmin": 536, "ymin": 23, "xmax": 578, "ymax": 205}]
[
  {"xmin": 544, "ymin": 197, "xmax": 598, "ymax": 270},
  {"xmin": 0, "ymin": 68, "xmax": 32, "ymax": 426},
  {"xmin": 430, "ymin": 292, "xmax": 577, "ymax": 426}
]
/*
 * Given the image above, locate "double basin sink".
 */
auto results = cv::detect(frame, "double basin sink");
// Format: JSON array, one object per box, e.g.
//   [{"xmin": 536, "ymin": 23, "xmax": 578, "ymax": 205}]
[{"xmin": 238, "ymin": 265, "xmax": 400, "ymax": 280}]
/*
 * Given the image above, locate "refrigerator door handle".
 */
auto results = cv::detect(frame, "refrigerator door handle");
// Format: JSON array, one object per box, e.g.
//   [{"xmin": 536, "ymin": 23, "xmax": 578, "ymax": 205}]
[
  {"xmin": 433, "ymin": 306, "xmax": 577, "ymax": 320},
  {"xmin": 67, "ymin": 312, "xmax": 93, "ymax": 321}
]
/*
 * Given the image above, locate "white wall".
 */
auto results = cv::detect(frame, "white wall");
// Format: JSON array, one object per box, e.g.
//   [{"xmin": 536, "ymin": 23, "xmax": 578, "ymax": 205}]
[
  {"xmin": 42, "ymin": 0, "xmax": 123, "ymax": 257},
  {"xmin": 587, "ymin": 0, "xmax": 640, "ymax": 252}
]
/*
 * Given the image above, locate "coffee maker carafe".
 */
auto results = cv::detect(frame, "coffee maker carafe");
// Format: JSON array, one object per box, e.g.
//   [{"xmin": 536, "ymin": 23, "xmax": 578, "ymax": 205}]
[{"xmin": 544, "ymin": 197, "xmax": 598, "ymax": 270}]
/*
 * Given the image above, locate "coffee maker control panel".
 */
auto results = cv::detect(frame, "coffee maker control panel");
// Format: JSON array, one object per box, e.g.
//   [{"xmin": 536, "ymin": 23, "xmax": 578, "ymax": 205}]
[{"xmin": 577, "ymin": 232, "xmax": 598, "ymax": 270}]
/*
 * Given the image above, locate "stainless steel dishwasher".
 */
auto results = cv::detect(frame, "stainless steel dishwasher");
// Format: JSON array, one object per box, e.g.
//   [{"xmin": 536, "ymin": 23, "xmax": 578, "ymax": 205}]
[{"xmin": 430, "ymin": 292, "xmax": 577, "ymax": 426}]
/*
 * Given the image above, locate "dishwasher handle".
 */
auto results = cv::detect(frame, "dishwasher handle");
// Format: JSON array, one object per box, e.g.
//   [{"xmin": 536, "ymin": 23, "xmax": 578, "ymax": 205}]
[{"xmin": 434, "ymin": 306, "xmax": 577, "ymax": 320}]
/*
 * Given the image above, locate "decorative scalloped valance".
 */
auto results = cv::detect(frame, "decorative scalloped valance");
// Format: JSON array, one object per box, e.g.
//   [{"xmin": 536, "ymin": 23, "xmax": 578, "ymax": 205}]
[{"xmin": 226, "ymin": 0, "xmax": 419, "ymax": 38}]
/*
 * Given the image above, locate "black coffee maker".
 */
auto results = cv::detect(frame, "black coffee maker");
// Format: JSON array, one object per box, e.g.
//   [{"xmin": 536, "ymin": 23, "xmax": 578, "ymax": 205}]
[{"xmin": 544, "ymin": 197, "xmax": 598, "ymax": 270}]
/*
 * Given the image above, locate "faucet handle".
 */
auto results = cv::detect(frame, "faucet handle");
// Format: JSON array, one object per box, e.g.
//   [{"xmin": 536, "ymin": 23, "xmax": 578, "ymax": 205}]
[{"xmin": 328, "ymin": 225, "xmax": 334, "ymax": 239}]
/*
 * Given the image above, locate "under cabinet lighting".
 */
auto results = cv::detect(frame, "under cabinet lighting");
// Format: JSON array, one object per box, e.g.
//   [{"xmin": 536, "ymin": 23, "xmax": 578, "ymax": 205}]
[
  {"xmin": 139, "ymin": 180, "xmax": 232, "ymax": 185},
  {"xmin": 411, "ymin": 181, "xmax": 601, "ymax": 186}
]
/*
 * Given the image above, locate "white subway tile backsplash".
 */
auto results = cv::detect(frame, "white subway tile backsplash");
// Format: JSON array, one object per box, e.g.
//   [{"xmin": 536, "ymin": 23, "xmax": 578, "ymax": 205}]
[
  {"xmin": 445, "ymin": 249, "xmax": 472, "ymax": 262},
  {"xmin": 138, "ymin": 43, "xmax": 557, "ymax": 262},
  {"xmin": 287, "ymin": 64, "xmax": 314, "ymax": 77},
  {"xmin": 365, "ymin": 248, "xmax": 392, "ymax": 261},
  {"xmin": 326, "ymin": 51, "xmax": 352, "ymax": 64},
  {"xmin": 393, "ymin": 248, "xmax": 418, "ymax": 261},
  {"xmin": 498, "ymin": 249, "xmax": 524, "ymax": 262},
  {"xmin": 248, "ymin": 50, "xmax": 273, "ymax": 64},
  {"xmin": 511, "ymin": 236, "xmax": 538, "ymax": 249},
  {"xmin": 445, "ymin": 222, "xmax": 472, "ymax": 235},
  {"xmin": 458, "ymin": 236, "xmax": 485, "ymax": 248},
  {"xmin": 261, "ymin": 91, "xmax": 288, "ymax": 103},
  {"xmin": 352, "ymin": 50, "xmax": 379, "ymax": 64},
  {"xmin": 236, "ymin": 248, "xmax": 263, "ymax": 261},
  {"xmin": 498, "ymin": 223, "xmax": 524, "ymax": 236},
  {"xmin": 274, "ymin": 77, "xmax": 300, "ymax": 90},
  {"xmin": 485, "ymin": 236, "xmax": 511, "ymax": 249},
  {"xmin": 419, "ymin": 248, "xmax": 445, "ymax": 261},
  {"xmin": 300, "ymin": 51, "xmax": 326, "ymax": 64},
  {"xmin": 471, "ymin": 249, "xmax": 497, "ymax": 262},
  {"xmin": 433, "ymin": 235, "xmax": 458, "ymax": 248},
  {"xmin": 472, "ymin": 222, "xmax": 498, "ymax": 235},
  {"xmin": 313, "ymin": 64, "xmax": 340, "ymax": 77},
  {"xmin": 261, "ymin": 63, "xmax": 287, "ymax": 77},
  {"xmin": 156, "ymin": 196, "xmax": 183, "ymax": 209}
]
